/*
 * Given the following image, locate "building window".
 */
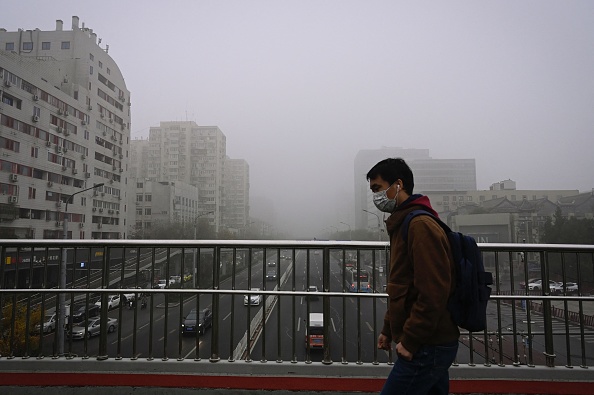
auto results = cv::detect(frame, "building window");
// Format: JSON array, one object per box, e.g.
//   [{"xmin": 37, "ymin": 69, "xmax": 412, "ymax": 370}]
[
  {"xmin": 5, "ymin": 42, "xmax": 14, "ymax": 50},
  {"xmin": 107, "ymin": 67, "xmax": 110, "ymax": 75},
  {"xmin": 90, "ymin": 65, "xmax": 93, "ymax": 75},
  {"xmin": 31, "ymin": 146, "xmax": 38, "ymax": 158},
  {"xmin": 98, "ymin": 61, "xmax": 103, "ymax": 68},
  {"xmin": 22, "ymin": 42, "xmax": 33, "ymax": 50},
  {"xmin": 90, "ymin": 53, "xmax": 94, "ymax": 61},
  {"xmin": 42, "ymin": 42, "xmax": 51, "ymax": 50},
  {"xmin": 61, "ymin": 41, "xmax": 70, "ymax": 49},
  {"xmin": 28, "ymin": 187, "xmax": 36, "ymax": 199}
]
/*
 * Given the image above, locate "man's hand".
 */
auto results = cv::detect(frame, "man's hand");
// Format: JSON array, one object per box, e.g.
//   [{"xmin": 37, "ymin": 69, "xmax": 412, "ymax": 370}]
[
  {"xmin": 396, "ymin": 342, "xmax": 412, "ymax": 361},
  {"xmin": 377, "ymin": 333, "xmax": 391, "ymax": 351}
]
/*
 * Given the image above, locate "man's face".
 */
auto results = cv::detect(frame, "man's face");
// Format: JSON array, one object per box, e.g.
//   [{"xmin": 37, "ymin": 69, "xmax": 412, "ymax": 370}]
[{"xmin": 369, "ymin": 175, "xmax": 397, "ymax": 200}]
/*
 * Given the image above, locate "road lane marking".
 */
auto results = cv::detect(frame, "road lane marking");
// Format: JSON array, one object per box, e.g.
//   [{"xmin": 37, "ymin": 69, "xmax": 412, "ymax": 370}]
[{"xmin": 184, "ymin": 341, "xmax": 203, "ymax": 360}]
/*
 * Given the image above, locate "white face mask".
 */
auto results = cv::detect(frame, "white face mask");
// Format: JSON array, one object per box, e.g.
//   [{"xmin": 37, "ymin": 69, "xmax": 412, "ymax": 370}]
[{"xmin": 372, "ymin": 184, "xmax": 400, "ymax": 213}]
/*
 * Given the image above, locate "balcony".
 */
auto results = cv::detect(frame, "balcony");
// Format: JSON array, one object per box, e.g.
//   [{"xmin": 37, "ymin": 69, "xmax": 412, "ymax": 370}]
[{"xmin": 0, "ymin": 240, "xmax": 593, "ymax": 394}]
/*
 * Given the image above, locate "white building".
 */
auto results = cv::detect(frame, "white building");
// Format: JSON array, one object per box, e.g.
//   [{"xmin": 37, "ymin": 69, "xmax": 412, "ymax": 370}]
[
  {"xmin": 0, "ymin": 16, "xmax": 131, "ymax": 239},
  {"xmin": 131, "ymin": 179, "xmax": 201, "ymax": 237}
]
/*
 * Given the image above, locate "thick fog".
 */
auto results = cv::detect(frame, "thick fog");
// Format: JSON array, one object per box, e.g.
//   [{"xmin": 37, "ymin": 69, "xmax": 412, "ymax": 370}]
[{"xmin": 4, "ymin": 1, "xmax": 594, "ymax": 237}]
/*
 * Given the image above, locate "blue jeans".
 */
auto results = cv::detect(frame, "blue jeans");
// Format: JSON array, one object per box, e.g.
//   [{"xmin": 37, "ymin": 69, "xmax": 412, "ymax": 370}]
[{"xmin": 379, "ymin": 341, "xmax": 458, "ymax": 395}]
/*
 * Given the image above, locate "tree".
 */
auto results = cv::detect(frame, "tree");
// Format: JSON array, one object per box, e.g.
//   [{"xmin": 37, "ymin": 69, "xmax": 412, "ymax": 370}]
[
  {"xmin": 0, "ymin": 302, "xmax": 41, "ymax": 356},
  {"xmin": 542, "ymin": 208, "xmax": 594, "ymax": 244}
]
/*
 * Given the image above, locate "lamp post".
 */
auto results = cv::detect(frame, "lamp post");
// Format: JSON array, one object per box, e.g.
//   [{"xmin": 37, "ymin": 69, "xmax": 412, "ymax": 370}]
[
  {"xmin": 339, "ymin": 221, "xmax": 352, "ymax": 240},
  {"xmin": 57, "ymin": 182, "xmax": 104, "ymax": 356},
  {"xmin": 363, "ymin": 209, "xmax": 382, "ymax": 241},
  {"xmin": 193, "ymin": 211, "xmax": 214, "ymax": 287}
]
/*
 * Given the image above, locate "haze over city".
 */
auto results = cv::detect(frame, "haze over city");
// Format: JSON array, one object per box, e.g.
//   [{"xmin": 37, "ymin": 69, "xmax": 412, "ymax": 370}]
[{"xmin": 3, "ymin": 1, "xmax": 593, "ymax": 237}]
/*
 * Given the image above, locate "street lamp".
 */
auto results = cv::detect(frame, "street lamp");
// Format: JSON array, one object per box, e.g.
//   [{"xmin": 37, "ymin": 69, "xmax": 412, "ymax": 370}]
[
  {"xmin": 58, "ymin": 182, "xmax": 104, "ymax": 356},
  {"xmin": 363, "ymin": 209, "xmax": 382, "ymax": 241},
  {"xmin": 339, "ymin": 221, "xmax": 352, "ymax": 240}
]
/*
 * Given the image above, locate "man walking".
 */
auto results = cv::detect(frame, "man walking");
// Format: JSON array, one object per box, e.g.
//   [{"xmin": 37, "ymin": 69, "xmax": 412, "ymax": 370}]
[{"xmin": 367, "ymin": 158, "xmax": 459, "ymax": 395}]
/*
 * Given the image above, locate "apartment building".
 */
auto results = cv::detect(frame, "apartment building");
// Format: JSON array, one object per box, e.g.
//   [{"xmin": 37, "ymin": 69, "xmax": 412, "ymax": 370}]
[
  {"xmin": 0, "ymin": 16, "xmax": 130, "ymax": 239},
  {"xmin": 131, "ymin": 121, "xmax": 249, "ymax": 235}
]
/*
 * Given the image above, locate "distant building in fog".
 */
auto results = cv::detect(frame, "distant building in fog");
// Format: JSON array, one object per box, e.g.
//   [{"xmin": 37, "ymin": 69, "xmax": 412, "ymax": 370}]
[
  {"xmin": 223, "ymin": 158, "xmax": 250, "ymax": 234},
  {"xmin": 354, "ymin": 147, "xmax": 476, "ymax": 230},
  {"xmin": 129, "ymin": 121, "xmax": 249, "ymax": 235}
]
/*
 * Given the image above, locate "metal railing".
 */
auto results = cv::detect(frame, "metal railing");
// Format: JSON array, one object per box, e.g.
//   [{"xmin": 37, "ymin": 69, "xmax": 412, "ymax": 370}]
[{"xmin": 1, "ymin": 240, "xmax": 594, "ymax": 393}]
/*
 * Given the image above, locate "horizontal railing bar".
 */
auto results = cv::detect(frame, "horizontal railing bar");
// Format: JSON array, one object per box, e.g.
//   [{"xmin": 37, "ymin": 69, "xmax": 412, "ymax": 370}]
[
  {"xmin": 2, "ymin": 239, "xmax": 594, "ymax": 252},
  {"xmin": 1, "ymin": 288, "xmax": 592, "ymax": 301}
]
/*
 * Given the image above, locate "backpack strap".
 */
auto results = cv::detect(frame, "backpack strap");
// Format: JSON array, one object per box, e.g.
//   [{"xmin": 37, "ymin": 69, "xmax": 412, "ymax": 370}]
[{"xmin": 401, "ymin": 209, "xmax": 452, "ymax": 242}]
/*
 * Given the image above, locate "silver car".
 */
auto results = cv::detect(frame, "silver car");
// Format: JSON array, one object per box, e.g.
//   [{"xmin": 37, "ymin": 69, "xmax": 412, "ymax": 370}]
[
  {"xmin": 244, "ymin": 288, "xmax": 262, "ymax": 306},
  {"xmin": 68, "ymin": 317, "xmax": 118, "ymax": 340}
]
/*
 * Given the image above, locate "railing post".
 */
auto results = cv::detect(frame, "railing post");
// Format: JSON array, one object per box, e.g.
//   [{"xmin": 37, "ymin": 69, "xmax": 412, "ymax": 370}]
[
  {"xmin": 541, "ymin": 251, "xmax": 556, "ymax": 367},
  {"xmin": 322, "ymin": 247, "xmax": 332, "ymax": 365},
  {"xmin": 210, "ymin": 246, "xmax": 220, "ymax": 362},
  {"xmin": 97, "ymin": 246, "xmax": 109, "ymax": 360}
]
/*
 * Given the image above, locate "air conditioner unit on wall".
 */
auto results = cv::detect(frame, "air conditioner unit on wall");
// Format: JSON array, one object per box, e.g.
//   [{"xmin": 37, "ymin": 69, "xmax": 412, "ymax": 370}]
[
  {"xmin": 46, "ymin": 141, "xmax": 52, "ymax": 147},
  {"xmin": 32, "ymin": 115, "xmax": 39, "ymax": 122},
  {"xmin": 55, "ymin": 221, "xmax": 62, "ymax": 227},
  {"xmin": 32, "ymin": 94, "xmax": 39, "ymax": 101},
  {"xmin": 79, "ymin": 222, "xmax": 84, "ymax": 228},
  {"xmin": 8, "ymin": 195, "xmax": 18, "ymax": 204},
  {"xmin": 47, "ymin": 181, "xmax": 53, "ymax": 187},
  {"xmin": 9, "ymin": 173, "xmax": 17, "ymax": 182}
]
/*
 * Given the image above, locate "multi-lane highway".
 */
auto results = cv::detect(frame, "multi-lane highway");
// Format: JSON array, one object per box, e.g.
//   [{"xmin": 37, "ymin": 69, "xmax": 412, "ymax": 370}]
[{"xmin": 37, "ymin": 247, "xmax": 593, "ymax": 366}]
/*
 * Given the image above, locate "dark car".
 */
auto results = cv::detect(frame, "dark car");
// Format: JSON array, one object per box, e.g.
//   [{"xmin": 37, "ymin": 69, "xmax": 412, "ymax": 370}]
[
  {"xmin": 69, "ymin": 303, "xmax": 100, "ymax": 326},
  {"xmin": 306, "ymin": 285, "xmax": 319, "ymax": 300},
  {"xmin": 266, "ymin": 270, "xmax": 277, "ymax": 281},
  {"xmin": 182, "ymin": 308, "xmax": 212, "ymax": 335}
]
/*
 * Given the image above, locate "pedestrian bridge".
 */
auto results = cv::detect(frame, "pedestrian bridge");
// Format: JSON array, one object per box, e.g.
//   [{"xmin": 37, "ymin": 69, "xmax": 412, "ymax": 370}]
[{"xmin": 1, "ymin": 239, "xmax": 593, "ymax": 394}]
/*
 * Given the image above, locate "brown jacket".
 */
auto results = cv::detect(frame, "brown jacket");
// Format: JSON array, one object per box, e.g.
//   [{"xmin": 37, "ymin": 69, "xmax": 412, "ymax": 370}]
[{"xmin": 382, "ymin": 197, "xmax": 460, "ymax": 354}]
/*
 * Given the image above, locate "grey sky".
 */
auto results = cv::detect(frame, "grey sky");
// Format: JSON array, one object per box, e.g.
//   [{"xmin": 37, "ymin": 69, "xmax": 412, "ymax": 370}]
[{"xmin": 3, "ymin": 1, "xmax": 594, "ymax": 237}]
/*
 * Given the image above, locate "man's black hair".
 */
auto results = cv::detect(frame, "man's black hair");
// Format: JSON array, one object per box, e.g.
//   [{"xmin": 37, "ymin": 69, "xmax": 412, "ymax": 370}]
[{"xmin": 366, "ymin": 158, "xmax": 415, "ymax": 194}]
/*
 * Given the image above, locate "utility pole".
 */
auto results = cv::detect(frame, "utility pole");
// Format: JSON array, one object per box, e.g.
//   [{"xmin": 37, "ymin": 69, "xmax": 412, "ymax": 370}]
[{"xmin": 193, "ymin": 211, "xmax": 213, "ymax": 288}]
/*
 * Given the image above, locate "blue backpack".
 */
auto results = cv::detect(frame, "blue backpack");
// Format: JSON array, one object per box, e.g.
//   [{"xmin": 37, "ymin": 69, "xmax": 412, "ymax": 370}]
[{"xmin": 402, "ymin": 210, "xmax": 493, "ymax": 332}]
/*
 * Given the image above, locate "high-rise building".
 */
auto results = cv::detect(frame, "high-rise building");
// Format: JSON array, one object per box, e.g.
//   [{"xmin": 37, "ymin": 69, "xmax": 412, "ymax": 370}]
[
  {"xmin": 0, "ymin": 17, "xmax": 131, "ymax": 239},
  {"xmin": 131, "ymin": 121, "xmax": 249, "ymax": 234},
  {"xmin": 223, "ymin": 158, "xmax": 250, "ymax": 234},
  {"xmin": 354, "ymin": 147, "xmax": 476, "ymax": 230}
]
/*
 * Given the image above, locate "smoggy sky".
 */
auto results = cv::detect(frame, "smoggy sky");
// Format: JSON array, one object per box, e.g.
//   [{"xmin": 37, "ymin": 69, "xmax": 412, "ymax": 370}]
[{"xmin": 3, "ymin": 1, "xmax": 594, "ymax": 237}]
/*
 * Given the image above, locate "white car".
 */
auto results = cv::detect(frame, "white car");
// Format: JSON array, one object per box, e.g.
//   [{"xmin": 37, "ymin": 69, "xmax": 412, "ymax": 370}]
[
  {"xmin": 244, "ymin": 288, "xmax": 262, "ymax": 306},
  {"xmin": 527, "ymin": 280, "xmax": 559, "ymax": 292},
  {"xmin": 95, "ymin": 294, "xmax": 120, "ymax": 310},
  {"xmin": 34, "ymin": 312, "xmax": 57, "ymax": 334}
]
